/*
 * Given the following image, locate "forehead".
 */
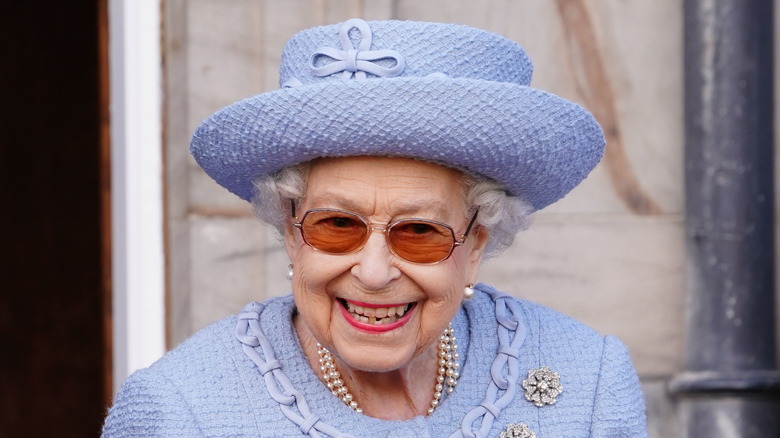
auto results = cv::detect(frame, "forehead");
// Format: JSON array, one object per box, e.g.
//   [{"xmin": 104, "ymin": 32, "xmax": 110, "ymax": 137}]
[{"xmin": 304, "ymin": 156, "xmax": 465, "ymax": 214}]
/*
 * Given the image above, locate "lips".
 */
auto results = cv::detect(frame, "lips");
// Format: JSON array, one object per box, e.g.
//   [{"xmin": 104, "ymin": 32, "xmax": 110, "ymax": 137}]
[{"xmin": 338, "ymin": 298, "xmax": 416, "ymax": 332}]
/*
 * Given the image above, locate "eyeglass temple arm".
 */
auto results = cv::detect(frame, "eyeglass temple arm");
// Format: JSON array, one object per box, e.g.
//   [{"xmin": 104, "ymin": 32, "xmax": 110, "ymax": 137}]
[{"xmin": 459, "ymin": 210, "xmax": 479, "ymax": 242}]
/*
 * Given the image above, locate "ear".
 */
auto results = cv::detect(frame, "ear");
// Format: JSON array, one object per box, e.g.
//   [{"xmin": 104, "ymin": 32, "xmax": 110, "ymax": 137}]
[
  {"xmin": 283, "ymin": 220, "xmax": 298, "ymax": 260},
  {"xmin": 464, "ymin": 225, "xmax": 490, "ymax": 284}
]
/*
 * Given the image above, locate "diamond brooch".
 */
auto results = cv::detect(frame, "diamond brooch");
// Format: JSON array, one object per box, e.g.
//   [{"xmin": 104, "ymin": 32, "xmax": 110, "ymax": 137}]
[
  {"xmin": 500, "ymin": 422, "xmax": 536, "ymax": 438},
  {"xmin": 522, "ymin": 366, "xmax": 563, "ymax": 407}
]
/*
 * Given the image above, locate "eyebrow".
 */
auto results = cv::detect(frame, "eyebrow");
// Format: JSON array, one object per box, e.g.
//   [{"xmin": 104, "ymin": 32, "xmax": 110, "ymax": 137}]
[{"xmin": 304, "ymin": 192, "xmax": 452, "ymax": 219}]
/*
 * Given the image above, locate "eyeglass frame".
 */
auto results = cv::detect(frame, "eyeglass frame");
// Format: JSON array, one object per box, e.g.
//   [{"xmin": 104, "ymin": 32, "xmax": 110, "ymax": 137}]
[{"xmin": 290, "ymin": 200, "xmax": 479, "ymax": 264}]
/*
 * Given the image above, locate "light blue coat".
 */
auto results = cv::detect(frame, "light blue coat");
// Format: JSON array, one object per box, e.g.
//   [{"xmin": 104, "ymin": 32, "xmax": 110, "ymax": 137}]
[{"xmin": 103, "ymin": 284, "xmax": 647, "ymax": 437}]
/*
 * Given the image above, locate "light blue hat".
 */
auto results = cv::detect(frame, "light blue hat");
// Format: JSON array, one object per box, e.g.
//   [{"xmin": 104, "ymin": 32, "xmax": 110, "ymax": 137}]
[{"xmin": 190, "ymin": 18, "xmax": 604, "ymax": 211}]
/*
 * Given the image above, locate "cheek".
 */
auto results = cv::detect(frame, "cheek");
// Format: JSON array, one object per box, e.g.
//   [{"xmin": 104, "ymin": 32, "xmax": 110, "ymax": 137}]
[
  {"xmin": 414, "ymin": 260, "xmax": 470, "ymax": 311},
  {"xmin": 289, "ymin": 247, "xmax": 349, "ymax": 306},
  {"xmin": 290, "ymin": 260, "xmax": 338, "ymax": 341},
  {"xmin": 289, "ymin": 237, "xmax": 327, "ymax": 287},
  {"xmin": 422, "ymin": 255, "xmax": 474, "ymax": 314},
  {"xmin": 442, "ymin": 251, "xmax": 472, "ymax": 285},
  {"xmin": 291, "ymin": 260, "xmax": 332, "ymax": 301},
  {"xmin": 421, "ymin": 276, "xmax": 461, "ymax": 304}
]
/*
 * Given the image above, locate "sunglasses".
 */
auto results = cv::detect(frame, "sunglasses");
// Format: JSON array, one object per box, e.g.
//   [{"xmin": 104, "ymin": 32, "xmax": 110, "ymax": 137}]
[{"xmin": 291, "ymin": 201, "xmax": 479, "ymax": 264}]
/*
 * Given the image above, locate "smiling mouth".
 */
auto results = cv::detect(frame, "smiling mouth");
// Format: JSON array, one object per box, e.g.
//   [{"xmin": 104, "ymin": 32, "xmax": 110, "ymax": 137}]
[{"xmin": 339, "ymin": 299, "xmax": 415, "ymax": 325}]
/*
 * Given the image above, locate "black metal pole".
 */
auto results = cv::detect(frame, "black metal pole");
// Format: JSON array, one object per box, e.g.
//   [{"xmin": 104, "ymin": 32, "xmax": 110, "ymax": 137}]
[{"xmin": 670, "ymin": 1, "xmax": 780, "ymax": 436}]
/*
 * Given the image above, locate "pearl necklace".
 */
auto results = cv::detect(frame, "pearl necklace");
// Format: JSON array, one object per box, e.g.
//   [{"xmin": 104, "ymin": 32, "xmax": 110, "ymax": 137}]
[{"xmin": 316, "ymin": 324, "xmax": 460, "ymax": 415}]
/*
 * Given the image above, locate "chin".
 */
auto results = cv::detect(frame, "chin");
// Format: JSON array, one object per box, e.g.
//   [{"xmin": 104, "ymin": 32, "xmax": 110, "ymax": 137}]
[{"xmin": 336, "ymin": 343, "xmax": 416, "ymax": 374}]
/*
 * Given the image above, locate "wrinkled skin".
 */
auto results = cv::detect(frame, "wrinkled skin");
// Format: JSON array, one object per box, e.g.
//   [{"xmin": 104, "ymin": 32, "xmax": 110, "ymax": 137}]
[{"xmin": 284, "ymin": 156, "xmax": 489, "ymax": 419}]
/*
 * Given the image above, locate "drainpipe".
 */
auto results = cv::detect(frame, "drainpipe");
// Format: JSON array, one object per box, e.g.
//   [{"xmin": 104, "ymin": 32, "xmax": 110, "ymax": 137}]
[{"xmin": 669, "ymin": 1, "xmax": 780, "ymax": 437}]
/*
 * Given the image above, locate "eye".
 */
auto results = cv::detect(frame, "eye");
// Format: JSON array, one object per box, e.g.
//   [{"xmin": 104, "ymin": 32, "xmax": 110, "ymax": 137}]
[
  {"xmin": 302, "ymin": 210, "xmax": 366, "ymax": 233},
  {"xmin": 394, "ymin": 221, "xmax": 436, "ymax": 235},
  {"xmin": 409, "ymin": 222, "xmax": 435, "ymax": 234},
  {"xmin": 326, "ymin": 216, "xmax": 360, "ymax": 228}
]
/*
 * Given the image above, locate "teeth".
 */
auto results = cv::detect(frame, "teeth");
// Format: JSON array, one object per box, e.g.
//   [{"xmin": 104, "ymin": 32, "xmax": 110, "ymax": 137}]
[{"xmin": 343, "ymin": 301, "xmax": 411, "ymax": 325}]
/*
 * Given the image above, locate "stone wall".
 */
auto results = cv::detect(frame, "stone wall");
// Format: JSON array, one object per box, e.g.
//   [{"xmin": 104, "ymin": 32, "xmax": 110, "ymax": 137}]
[{"xmin": 162, "ymin": 1, "xmax": 779, "ymax": 436}]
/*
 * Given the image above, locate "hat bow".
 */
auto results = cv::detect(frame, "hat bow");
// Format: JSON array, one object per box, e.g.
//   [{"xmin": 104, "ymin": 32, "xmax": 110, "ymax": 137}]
[{"xmin": 309, "ymin": 18, "xmax": 405, "ymax": 80}]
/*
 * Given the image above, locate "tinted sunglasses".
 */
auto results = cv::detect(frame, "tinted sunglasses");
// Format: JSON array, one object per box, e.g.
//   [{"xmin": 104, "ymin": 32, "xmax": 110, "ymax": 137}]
[{"xmin": 291, "ymin": 201, "xmax": 479, "ymax": 264}]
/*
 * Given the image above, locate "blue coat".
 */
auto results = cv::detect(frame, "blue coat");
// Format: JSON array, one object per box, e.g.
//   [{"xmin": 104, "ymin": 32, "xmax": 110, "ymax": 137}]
[{"xmin": 103, "ymin": 284, "xmax": 647, "ymax": 437}]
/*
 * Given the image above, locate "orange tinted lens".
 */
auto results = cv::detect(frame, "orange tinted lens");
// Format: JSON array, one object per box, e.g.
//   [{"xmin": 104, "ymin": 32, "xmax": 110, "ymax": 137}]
[
  {"xmin": 301, "ymin": 210, "xmax": 368, "ymax": 254},
  {"xmin": 388, "ymin": 220, "xmax": 455, "ymax": 263}
]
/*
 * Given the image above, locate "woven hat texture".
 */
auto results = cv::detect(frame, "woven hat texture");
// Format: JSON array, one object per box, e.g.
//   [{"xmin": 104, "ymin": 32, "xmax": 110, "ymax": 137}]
[{"xmin": 190, "ymin": 19, "xmax": 605, "ymax": 211}]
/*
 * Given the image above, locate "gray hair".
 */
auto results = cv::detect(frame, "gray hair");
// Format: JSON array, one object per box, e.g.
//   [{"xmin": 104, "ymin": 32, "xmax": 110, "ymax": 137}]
[{"xmin": 251, "ymin": 161, "xmax": 533, "ymax": 257}]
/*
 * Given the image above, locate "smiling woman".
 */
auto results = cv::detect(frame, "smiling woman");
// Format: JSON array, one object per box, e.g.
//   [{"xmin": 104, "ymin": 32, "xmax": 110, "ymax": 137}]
[
  {"xmin": 285, "ymin": 158, "xmax": 485, "ymax": 415},
  {"xmin": 102, "ymin": 18, "xmax": 648, "ymax": 437}
]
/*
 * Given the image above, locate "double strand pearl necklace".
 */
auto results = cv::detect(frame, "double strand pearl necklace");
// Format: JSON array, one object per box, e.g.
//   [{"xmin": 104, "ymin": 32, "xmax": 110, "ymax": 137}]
[{"xmin": 316, "ymin": 323, "xmax": 460, "ymax": 415}]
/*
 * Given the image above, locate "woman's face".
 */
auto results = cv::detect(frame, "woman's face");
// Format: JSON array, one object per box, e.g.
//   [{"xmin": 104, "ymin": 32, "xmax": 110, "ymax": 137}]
[{"xmin": 284, "ymin": 156, "xmax": 489, "ymax": 373}]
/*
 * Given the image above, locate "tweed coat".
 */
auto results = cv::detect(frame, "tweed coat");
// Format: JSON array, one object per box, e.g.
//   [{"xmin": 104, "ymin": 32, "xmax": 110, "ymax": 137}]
[{"xmin": 103, "ymin": 284, "xmax": 647, "ymax": 437}]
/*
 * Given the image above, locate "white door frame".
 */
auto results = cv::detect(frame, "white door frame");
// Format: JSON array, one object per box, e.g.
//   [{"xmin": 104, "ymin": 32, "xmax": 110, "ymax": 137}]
[{"xmin": 108, "ymin": 0, "xmax": 166, "ymax": 395}]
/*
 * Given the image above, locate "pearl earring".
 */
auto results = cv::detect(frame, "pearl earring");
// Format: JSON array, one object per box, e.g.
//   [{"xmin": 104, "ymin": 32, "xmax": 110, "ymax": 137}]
[
  {"xmin": 463, "ymin": 283, "xmax": 475, "ymax": 300},
  {"xmin": 286, "ymin": 264, "xmax": 294, "ymax": 281}
]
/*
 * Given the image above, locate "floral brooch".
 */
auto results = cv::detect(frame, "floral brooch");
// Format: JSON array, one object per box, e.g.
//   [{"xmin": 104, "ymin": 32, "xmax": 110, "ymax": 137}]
[
  {"xmin": 500, "ymin": 422, "xmax": 536, "ymax": 438},
  {"xmin": 522, "ymin": 366, "xmax": 563, "ymax": 407}
]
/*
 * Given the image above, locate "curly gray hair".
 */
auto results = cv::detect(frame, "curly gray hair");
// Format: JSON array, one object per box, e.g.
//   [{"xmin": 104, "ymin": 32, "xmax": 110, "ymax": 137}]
[{"xmin": 251, "ymin": 161, "xmax": 534, "ymax": 257}]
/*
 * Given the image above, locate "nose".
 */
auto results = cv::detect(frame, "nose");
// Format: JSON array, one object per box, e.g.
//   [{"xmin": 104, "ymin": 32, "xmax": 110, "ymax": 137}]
[{"xmin": 350, "ymin": 230, "xmax": 401, "ymax": 290}]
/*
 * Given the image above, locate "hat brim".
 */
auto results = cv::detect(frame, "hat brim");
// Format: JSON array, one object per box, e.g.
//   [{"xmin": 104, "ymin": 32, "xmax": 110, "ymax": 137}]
[{"xmin": 190, "ymin": 77, "xmax": 604, "ymax": 211}]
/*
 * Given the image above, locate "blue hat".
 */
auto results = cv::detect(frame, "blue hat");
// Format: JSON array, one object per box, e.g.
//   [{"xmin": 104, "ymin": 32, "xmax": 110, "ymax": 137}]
[{"xmin": 190, "ymin": 19, "xmax": 604, "ymax": 211}]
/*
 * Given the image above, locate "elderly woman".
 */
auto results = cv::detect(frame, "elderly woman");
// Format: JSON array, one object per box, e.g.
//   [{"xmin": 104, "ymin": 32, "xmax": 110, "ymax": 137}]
[{"xmin": 103, "ymin": 19, "xmax": 647, "ymax": 438}]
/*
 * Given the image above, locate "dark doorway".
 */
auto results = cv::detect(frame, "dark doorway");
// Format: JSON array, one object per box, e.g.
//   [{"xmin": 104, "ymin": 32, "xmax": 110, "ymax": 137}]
[{"xmin": 0, "ymin": 1, "xmax": 110, "ymax": 436}]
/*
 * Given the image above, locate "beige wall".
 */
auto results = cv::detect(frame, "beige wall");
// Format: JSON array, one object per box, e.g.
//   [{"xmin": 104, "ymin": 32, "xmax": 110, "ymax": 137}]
[{"xmin": 162, "ymin": 1, "xmax": 779, "ymax": 436}]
